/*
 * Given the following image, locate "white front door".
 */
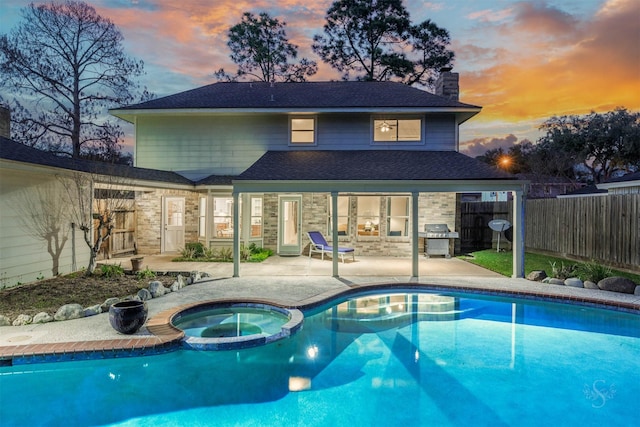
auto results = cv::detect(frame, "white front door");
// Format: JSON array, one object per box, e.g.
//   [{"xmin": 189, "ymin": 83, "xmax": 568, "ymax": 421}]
[
  {"xmin": 162, "ymin": 197, "xmax": 185, "ymax": 252},
  {"xmin": 278, "ymin": 195, "xmax": 302, "ymax": 256}
]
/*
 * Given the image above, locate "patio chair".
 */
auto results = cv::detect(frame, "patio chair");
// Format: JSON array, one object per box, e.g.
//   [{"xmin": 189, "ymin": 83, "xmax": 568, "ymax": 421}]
[{"xmin": 307, "ymin": 231, "xmax": 355, "ymax": 263}]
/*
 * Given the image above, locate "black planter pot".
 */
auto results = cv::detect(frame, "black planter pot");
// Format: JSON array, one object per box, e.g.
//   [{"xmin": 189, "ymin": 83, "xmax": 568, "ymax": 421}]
[{"xmin": 109, "ymin": 300, "xmax": 148, "ymax": 334}]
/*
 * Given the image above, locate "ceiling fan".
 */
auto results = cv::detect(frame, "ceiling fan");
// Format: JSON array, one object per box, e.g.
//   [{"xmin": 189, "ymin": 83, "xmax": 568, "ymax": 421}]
[{"xmin": 377, "ymin": 120, "xmax": 396, "ymax": 133}]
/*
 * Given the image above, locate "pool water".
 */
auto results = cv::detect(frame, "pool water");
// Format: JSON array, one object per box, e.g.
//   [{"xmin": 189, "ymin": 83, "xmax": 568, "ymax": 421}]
[{"xmin": 1, "ymin": 291, "xmax": 639, "ymax": 426}]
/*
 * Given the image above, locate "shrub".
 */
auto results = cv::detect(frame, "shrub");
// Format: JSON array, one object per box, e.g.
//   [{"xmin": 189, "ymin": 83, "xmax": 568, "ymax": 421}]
[
  {"xmin": 203, "ymin": 247, "xmax": 217, "ymax": 259},
  {"xmin": 218, "ymin": 247, "xmax": 233, "ymax": 261},
  {"xmin": 240, "ymin": 244, "xmax": 252, "ymax": 261},
  {"xmin": 136, "ymin": 267, "xmax": 156, "ymax": 280},
  {"xmin": 179, "ymin": 246, "xmax": 196, "ymax": 259},
  {"xmin": 185, "ymin": 242, "xmax": 205, "ymax": 258},
  {"xmin": 549, "ymin": 261, "xmax": 577, "ymax": 280},
  {"xmin": 577, "ymin": 261, "xmax": 612, "ymax": 283},
  {"xmin": 249, "ymin": 248, "xmax": 273, "ymax": 262},
  {"xmin": 101, "ymin": 263, "xmax": 124, "ymax": 278}
]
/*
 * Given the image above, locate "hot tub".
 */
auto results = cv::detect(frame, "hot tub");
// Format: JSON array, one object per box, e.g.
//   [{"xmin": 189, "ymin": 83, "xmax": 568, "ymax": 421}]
[{"xmin": 171, "ymin": 302, "xmax": 304, "ymax": 350}]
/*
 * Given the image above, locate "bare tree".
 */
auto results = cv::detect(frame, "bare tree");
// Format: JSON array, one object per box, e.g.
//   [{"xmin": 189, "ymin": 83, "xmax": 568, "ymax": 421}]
[
  {"xmin": 60, "ymin": 169, "xmax": 133, "ymax": 275},
  {"xmin": 0, "ymin": 1, "xmax": 149, "ymax": 161},
  {"xmin": 11, "ymin": 181, "xmax": 71, "ymax": 276}
]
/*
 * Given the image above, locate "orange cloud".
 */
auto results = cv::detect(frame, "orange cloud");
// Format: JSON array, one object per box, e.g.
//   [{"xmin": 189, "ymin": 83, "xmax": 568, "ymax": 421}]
[{"xmin": 460, "ymin": 0, "xmax": 640, "ymax": 130}]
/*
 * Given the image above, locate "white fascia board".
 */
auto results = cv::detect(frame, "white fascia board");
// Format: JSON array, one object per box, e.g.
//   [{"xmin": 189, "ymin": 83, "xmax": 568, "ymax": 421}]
[
  {"xmin": 596, "ymin": 180, "xmax": 640, "ymax": 190},
  {"xmin": 232, "ymin": 179, "xmax": 527, "ymax": 194},
  {"xmin": 556, "ymin": 192, "xmax": 608, "ymax": 198}
]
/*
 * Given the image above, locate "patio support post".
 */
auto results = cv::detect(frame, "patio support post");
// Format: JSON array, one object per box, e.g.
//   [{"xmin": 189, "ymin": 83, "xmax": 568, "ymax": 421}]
[
  {"xmin": 233, "ymin": 191, "xmax": 240, "ymax": 277},
  {"xmin": 331, "ymin": 191, "xmax": 339, "ymax": 277},
  {"xmin": 411, "ymin": 192, "xmax": 419, "ymax": 278},
  {"xmin": 512, "ymin": 189, "xmax": 525, "ymax": 278}
]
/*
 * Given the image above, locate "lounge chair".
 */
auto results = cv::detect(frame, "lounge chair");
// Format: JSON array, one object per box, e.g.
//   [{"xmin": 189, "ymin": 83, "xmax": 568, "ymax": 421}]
[{"xmin": 307, "ymin": 231, "xmax": 355, "ymax": 263}]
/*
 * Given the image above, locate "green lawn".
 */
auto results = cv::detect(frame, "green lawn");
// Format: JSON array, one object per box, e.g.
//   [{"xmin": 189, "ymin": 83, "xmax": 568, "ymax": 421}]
[{"xmin": 460, "ymin": 249, "xmax": 640, "ymax": 283}]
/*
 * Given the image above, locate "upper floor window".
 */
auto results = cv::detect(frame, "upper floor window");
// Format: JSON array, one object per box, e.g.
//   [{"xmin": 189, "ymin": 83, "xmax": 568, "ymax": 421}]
[
  {"xmin": 290, "ymin": 117, "xmax": 316, "ymax": 145},
  {"xmin": 373, "ymin": 118, "xmax": 422, "ymax": 143}
]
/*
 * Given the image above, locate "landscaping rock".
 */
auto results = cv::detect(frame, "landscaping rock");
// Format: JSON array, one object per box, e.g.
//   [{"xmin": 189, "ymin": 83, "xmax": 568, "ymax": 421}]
[
  {"xmin": 32, "ymin": 312, "xmax": 53, "ymax": 324},
  {"xmin": 170, "ymin": 281, "xmax": 183, "ymax": 292},
  {"xmin": 635, "ymin": 285, "xmax": 640, "ymax": 296},
  {"xmin": 0, "ymin": 315, "xmax": 11, "ymax": 326},
  {"xmin": 584, "ymin": 281, "xmax": 599, "ymax": 290},
  {"xmin": 137, "ymin": 288, "xmax": 152, "ymax": 301},
  {"xmin": 54, "ymin": 303, "xmax": 84, "ymax": 321},
  {"xmin": 101, "ymin": 297, "xmax": 120, "ymax": 312},
  {"xmin": 12, "ymin": 314, "xmax": 32, "ymax": 326},
  {"xmin": 548, "ymin": 278, "xmax": 565, "ymax": 285},
  {"xmin": 176, "ymin": 274, "xmax": 187, "ymax": 287},
  {"xmin": 190, "ymin": 271, "xmax": 202, "ymax": 283},
  {"xmin": 83, "ymin": 305, "xmax": 102, "ymax": 317},
  {"xmin": 527, "ymin": 270, "xmax": 547, "ymax": 282},
  {"xmin": 597, "ymin": 277, "xmax": 637, "ymax": 294},
  {"xmin": 564, "ymin": 278, "xmax": 583, "ymax": 288},
  {"xmin": 149, "ymin": 281, "xmax": 168, "ymax": 298}
]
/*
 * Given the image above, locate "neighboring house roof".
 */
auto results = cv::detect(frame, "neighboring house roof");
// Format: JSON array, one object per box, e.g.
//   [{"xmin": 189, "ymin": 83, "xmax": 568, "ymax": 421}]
[
  {"xmin": 557, "ymin": 184, "xmax": 607, "ymax": 198},
  {"xmin": 236, "ymin": 150, "xmax": 514, "ymax": 181},
  {"xmin": 597, "ymin": 171, "xmax": 640, "ymax": 190},
  {"xmin": 110, "ymin": 81, "xmax": 481, "ymax": 122},
  {"xmin": 0, "ymin": 137, "xmax": 193, "ymax": 186}
]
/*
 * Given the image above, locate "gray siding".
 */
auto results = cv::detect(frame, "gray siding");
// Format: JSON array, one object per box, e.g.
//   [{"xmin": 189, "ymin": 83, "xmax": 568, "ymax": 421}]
[{"xmin": 135, "ymin": 113, "xmax": 458, "ymax": 177}]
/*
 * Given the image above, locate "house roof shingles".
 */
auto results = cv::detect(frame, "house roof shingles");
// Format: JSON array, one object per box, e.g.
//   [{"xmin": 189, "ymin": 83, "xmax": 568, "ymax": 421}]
[
  {"xmin": 0, "ymin": 137, "xmax": 193, "ymax": 185},
  {"xmin": 114, "ymin": 81, "xmax": 480, "ymax": 111},
  {"xmin": 236, "ymin": 150, "xmax": 514, "ymax": 181}
]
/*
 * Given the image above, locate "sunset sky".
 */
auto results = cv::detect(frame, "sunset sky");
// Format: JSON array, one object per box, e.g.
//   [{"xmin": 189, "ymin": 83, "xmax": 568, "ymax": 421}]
[{"xmin": 1, "ymin": 0, "xmax": 638, "ymax": 156}]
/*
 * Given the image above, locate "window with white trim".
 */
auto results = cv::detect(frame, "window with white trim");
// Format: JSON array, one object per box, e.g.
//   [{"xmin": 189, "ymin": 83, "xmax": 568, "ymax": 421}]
[
  {"xmin": 387, "ymin": 196, "xmax": 410, "ymax": 237},
  {"xmin": 290, "ymin": 117, "xmax": 316, "ymax": 144},
  {"xmin": 357, "ymin": 196, "xmax": 380, "ymax": 236},
  {"xmin": 373, "ymin": 118, "xmax": 422, "ymax": 142},
  {"xmin": 198, "ymin": 197, "xmax": 207, "ymax": 238},
  {"xmin": 328, "ymin": 196, "xmax": 350, "ymax": 237},
  {"xmin": 213, "ymin": 196, "xmax": 234, "ymax": 238},
  {"xmin": 250, "ymin": 196, "xmax": 263, "ymax": 238}
]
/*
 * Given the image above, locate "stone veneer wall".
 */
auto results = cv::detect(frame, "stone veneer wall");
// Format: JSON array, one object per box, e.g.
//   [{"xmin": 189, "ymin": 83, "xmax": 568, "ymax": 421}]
[
  {"xmin": 261, "ymin": 192, "xmax": 459, "ymax": 257},
  {"xmin": 135, "ymin": 189, "xmax": 200, "ymax": 254}
]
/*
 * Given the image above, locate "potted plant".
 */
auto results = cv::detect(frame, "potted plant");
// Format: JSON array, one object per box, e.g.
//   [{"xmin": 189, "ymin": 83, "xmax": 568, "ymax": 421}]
[{"xmin": 109, "ymin": 300, "xmax": 148, "ymax": 334}]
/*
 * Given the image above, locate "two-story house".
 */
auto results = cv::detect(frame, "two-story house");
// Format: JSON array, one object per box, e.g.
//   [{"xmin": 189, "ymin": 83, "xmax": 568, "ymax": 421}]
[{"xmin": 110, "ymin": 70, "xmax": 527, "ymax": 278}]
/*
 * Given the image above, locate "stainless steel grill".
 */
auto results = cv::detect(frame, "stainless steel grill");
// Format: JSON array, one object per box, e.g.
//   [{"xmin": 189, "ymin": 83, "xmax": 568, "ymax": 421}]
[{"xmin": 418, "ymin": 224, "xmax": 459, "ymax": 258}]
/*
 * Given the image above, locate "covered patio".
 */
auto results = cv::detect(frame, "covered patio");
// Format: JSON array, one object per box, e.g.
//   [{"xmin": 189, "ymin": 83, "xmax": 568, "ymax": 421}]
[{"xmin": 231, "ymin": 150, "xmax": 528, "ymax": 279}]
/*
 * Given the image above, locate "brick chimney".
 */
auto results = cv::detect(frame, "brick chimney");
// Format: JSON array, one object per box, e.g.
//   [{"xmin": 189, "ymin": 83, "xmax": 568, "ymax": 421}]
[{"xmin": 435, "ymin": 67, "xmax": 459, "ymax": 101}]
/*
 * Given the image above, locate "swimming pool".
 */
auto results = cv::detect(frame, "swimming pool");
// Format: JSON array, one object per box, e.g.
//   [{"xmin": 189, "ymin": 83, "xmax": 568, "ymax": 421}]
[{"xmin": 1, "ymin": 290, "xmax": 638, "ymax": 426}]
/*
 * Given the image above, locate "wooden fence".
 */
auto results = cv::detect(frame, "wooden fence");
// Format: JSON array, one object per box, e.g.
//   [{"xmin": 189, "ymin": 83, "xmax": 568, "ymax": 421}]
[
  {"xmin": 460, "ymin": 201, "xmax": 510, "ymax": 253},
  {"xmin": 461, "ymin": 195, "xmax": 639, "ymax": 270},
  {"xmin": 525, "ymin": 195, "xmax": 639, "ymax": 270}
]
